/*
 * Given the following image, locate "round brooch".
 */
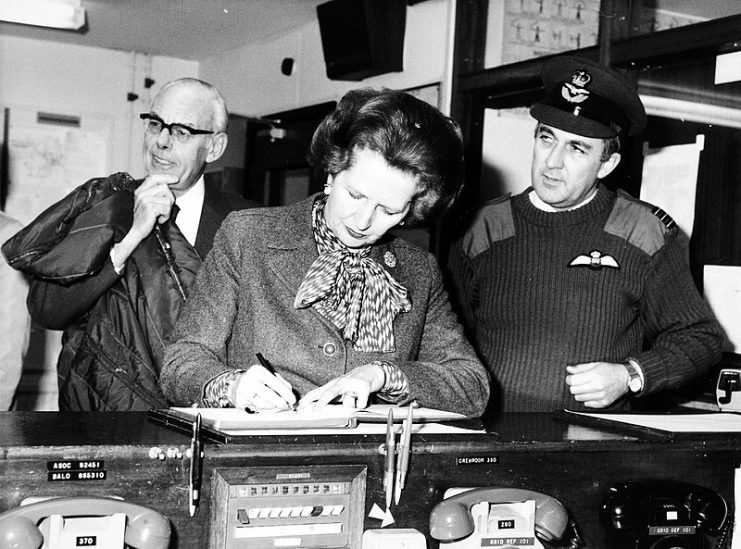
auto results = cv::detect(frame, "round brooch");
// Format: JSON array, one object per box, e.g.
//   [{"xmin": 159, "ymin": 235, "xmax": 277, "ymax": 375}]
[{"xmin": 383, "ymin": 251, "xmax": 397, "ymax": 268}]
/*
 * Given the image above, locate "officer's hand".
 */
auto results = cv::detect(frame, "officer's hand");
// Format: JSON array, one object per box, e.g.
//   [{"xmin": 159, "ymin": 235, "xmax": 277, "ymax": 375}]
[
  {"xmin": 297, "ymin": 363, "xmax": 385, "ymax": 410},
  {"xmin": 565, "ymin": 361, "xmax": 629, "ymax": 408}
]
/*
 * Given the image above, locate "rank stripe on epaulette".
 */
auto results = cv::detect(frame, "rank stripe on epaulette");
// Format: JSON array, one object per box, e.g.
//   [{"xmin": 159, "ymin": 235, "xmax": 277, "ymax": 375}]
[{"xmin": 650, "ymin": 206, "xmax": 676, "ymax": 229}]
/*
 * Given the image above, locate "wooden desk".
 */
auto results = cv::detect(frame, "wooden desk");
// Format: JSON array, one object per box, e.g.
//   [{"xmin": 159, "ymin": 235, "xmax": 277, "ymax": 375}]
[{"xmin": 0, "ymin": 412, "xmax": 736, "ymax": 547}]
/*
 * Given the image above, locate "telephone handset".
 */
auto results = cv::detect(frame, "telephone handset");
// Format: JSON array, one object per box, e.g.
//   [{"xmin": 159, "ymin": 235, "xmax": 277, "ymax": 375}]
[
  {"xmin": 0, "ymin": 496, "xmax": 171, "ymax": 549},
  {"xmin": 600, "ymin": 480, "xmax": 731, "ymax": 548},
  {"xmin": 429, "ymin": 487, "xmax": 580, "ymax": 546}
]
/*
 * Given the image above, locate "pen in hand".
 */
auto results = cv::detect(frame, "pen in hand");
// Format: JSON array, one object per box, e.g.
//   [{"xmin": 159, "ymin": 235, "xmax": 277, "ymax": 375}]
[
  {"xmin": 255, "ymin": 353, "xmax": 296, "ymax": 411},
  {"xmin": 256, "ymin": 352, "xmax": 276, "ymax": 375}
]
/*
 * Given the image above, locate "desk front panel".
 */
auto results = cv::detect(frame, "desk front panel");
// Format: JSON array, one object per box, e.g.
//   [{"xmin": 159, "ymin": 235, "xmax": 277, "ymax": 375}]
[{"xmin": 0, "ymin": 425, "xmax": 735, "ymax": 548}]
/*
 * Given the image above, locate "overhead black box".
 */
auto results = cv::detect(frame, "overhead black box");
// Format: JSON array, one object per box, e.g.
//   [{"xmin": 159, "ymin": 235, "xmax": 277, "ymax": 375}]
[{"xmin": 316, "ymin": 0, "xmax": 406, "ymax": 81}]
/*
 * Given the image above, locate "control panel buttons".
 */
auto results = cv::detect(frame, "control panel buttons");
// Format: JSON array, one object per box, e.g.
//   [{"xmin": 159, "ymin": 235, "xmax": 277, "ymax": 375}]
[{"xmin": 237, "ymin": 504, "xmax": 345, "ymax": 525}]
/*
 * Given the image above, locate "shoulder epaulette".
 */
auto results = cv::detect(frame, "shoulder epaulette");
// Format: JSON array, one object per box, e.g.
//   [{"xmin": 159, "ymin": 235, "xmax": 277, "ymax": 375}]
[
  {"xmin": 649, "ymin": 205, "xmax": 676, "ymax": 230},
  {"xmin": 460, "ymin": 194, "xmax": 515, "ymax": 259},
  {"xmin": 604, "ymin": 189, "xmax": 675, "ymax": 256}
]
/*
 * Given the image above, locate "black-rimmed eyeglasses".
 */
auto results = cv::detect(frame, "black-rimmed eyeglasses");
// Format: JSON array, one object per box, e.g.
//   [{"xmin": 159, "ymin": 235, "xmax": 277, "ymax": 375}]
[{"xmin": 139, "ymin": 113, "xmax": 214, "ymax": 143}]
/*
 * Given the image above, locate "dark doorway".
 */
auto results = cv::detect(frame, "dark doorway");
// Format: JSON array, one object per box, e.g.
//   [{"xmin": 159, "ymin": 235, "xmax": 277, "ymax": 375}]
[{"xmin": 245, "ymin": 101, "xmax": 336, "ymax": 206}]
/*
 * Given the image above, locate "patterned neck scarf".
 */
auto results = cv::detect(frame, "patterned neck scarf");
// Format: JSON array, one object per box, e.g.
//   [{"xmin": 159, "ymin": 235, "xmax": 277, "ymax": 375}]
[{"xmin": 294, "ymin": 197, "xmax": 411, "ymax": 352}]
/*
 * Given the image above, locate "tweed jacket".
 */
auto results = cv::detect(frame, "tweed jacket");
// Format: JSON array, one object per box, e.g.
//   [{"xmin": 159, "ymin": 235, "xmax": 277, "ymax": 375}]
[{"xmin": 162, "ymin": 194, "xmax": 490, "ymax": 417}]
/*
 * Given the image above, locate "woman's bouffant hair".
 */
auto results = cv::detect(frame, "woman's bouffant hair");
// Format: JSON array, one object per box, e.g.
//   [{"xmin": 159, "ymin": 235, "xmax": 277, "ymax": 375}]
[{"xmin": 308, "ymin": 88, "xmax": 464, "ymax": 225}]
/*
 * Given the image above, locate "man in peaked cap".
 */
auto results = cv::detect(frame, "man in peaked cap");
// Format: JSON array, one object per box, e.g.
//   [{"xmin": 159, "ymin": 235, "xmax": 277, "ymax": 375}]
[{"xmin": 447, "ymin": 55, "xmax": 723, "ymax": 414}]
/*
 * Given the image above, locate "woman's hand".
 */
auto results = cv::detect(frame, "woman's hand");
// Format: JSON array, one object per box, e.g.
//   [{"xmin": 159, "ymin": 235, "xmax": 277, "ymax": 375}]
[
  {"xmin": 297, "ymin": 363, "xmax": 385, "ymax": 410},
  {"xmin": 232, "ymin": 364, "xmax": 297, "ymax": 412}
]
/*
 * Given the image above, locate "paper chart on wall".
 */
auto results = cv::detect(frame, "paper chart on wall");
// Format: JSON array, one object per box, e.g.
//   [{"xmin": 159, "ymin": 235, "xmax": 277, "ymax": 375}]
[
  {"xmin": 4, "ymin": 108, "xmax": 110, "ymax": 225},
  {"xmin": 640, "ymin": 136, "xmax": 703, "ymax": 238},
  {"xmin": 485, "ymin": 0, "xmax": 601, "ymax": 67}
]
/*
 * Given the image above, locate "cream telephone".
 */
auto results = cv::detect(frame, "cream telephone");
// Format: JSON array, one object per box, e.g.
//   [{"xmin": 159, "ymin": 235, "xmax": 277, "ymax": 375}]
[
  {"xmin": 429, "ymin": 487, "xmax": 582, "ymax": 548},
  {"xmin": 0, "ymin": 496, "xmax": 171, "ymax": 549}
]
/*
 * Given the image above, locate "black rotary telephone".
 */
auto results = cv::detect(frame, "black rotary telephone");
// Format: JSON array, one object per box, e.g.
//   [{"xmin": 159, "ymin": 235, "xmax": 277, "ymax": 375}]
[{"xmin": 600, "ymin": 480, "xmax": 731, "ymax": 549}]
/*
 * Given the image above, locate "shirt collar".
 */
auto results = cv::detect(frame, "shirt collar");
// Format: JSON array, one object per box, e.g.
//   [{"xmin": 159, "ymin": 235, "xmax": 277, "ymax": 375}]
[
  {"xmin": 529, "ymin": 185, "xmax": 599, "ymax": 212},
  {"xmin": 174, "ymin": 176, "xmax": 205, "ymax": 246}
]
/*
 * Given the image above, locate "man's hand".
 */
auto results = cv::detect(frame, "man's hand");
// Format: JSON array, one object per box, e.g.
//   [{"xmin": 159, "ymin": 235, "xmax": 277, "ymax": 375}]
[
  {"xmin": 232, "ymin": 363, "xmax": 297, "ymax": 412},
  {"xmin": 565, "ymin": 361, "xmax": 630, "ymax": 408},
  {"xmin": 297, "ymin": 363, "xmax": 385, "ymax": 410},
  {"xmin": 111, "ymin": 174, "xmax": 178, "ymax": 270},
  {"xmin": 130, "ymin": 174, "xmax": 179, "ymax": 239}
]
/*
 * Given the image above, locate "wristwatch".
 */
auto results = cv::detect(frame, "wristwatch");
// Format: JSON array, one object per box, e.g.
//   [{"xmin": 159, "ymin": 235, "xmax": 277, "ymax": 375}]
[{"xmin": 624, "ymin": 359, "xmax": 644, "ymax": 394}]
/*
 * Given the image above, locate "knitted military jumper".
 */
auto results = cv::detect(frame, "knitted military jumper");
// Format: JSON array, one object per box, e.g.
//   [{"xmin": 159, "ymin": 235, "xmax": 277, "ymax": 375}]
[{"xmin": 448, "ymin": 185, "xmax": 723, "ymax": 412}]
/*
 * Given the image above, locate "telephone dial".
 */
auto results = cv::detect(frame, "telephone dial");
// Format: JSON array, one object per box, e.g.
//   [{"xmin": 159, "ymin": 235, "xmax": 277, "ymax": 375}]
[
  {"xmin": 429, "ymin": 487, "xmax": 582, "ymax": 547},
  {"xmin": 600, "ymin": 480, "xmax": 731, "ymax": 549},
  {"xmin": 0, "ymin": 496, "xmax": 171, "ymax": 549}
]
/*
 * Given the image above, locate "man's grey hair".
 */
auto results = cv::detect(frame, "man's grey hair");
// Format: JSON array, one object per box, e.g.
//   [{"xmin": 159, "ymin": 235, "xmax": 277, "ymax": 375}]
[{"xmin": 154, "ymin": 77, "xmax": 228, "ymax": 132}]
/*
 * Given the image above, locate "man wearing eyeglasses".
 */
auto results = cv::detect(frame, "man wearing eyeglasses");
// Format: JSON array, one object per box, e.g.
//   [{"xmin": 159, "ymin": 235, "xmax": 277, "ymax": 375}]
[{"xmin": 2, "ymin": 78, "xmax": 253, "ymax": 410}]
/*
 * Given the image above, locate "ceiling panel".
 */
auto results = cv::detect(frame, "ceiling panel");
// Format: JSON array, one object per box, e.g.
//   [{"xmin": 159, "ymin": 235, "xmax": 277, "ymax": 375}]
[{"xmin": 0, "ymin": 0, "xmax": 327, "ymax": 60}]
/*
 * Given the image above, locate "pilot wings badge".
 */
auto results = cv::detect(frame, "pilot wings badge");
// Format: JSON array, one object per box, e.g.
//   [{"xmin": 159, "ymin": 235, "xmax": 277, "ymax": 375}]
[{"xmin": 569, "ymin": 250, "xmax": 619, "ymax": 270}]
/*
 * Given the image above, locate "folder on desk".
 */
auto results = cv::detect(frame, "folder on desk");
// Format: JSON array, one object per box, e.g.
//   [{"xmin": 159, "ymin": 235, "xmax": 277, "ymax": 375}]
[{"xmin": 149, "ymin": 404, "xmax": 479, "ymax": 442}]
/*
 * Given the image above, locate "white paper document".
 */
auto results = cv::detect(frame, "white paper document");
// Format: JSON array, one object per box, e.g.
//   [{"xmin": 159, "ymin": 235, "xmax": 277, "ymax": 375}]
[
  {"xmin": 167, "ymin": 404, "xmax": 483, "ymax": 436},
  {"xmin": 704, "ymin": 265, "xmax": 741, "ymax": 353},
  {"xmin": 640, "ymin": 137, "xmax": 703, "ymax": 237},
  {"xmin": 567, "ymin": 410, "xmax": 741, "ymax": 433}
]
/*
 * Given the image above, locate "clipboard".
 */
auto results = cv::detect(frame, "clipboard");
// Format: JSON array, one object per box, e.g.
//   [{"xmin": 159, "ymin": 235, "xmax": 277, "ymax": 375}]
[{"xmin": 555, "ymin": 409, "xmax": 741, "ymax": 441}]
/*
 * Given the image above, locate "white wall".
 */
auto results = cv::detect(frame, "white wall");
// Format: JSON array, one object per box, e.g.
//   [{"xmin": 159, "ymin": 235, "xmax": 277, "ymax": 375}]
[
  {"xmin": 481, "ymin": 107, "xmax": 536, "ymax": 201},
  {"xmin": 201, "ymin": 0, "xmax": 453, "ymax": 117},
  {"xmin": 0, "ymin": 35, "xmax": 198, "ymax": 177}
]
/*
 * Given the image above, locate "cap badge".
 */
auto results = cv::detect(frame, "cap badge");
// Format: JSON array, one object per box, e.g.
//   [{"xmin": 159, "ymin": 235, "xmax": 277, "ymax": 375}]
[
  {"xmin": 568, "ymin": 250, "xmax": 619, "ymax": 270},
  {"xmin": 561, "ymin": 69, "xmax": 592, "ymax": 104}
]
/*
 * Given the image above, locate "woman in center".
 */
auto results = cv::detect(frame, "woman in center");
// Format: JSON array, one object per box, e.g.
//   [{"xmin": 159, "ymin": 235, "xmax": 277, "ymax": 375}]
[{"xmin": 161, "ymin": 88, "xmax": 490, "ymax": 417}]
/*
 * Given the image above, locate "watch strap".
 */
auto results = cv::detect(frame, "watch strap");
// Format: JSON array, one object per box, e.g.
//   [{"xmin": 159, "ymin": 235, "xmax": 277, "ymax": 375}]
[{"xmin": 624, "ymin": 358, "xmax": 645, "ymax": 394}]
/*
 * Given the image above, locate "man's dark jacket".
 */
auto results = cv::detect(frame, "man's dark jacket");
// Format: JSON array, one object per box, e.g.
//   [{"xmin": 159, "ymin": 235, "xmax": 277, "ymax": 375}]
[{"xmin": 1, "ymin": 172, "xmax": 252, "ymax": 410}]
